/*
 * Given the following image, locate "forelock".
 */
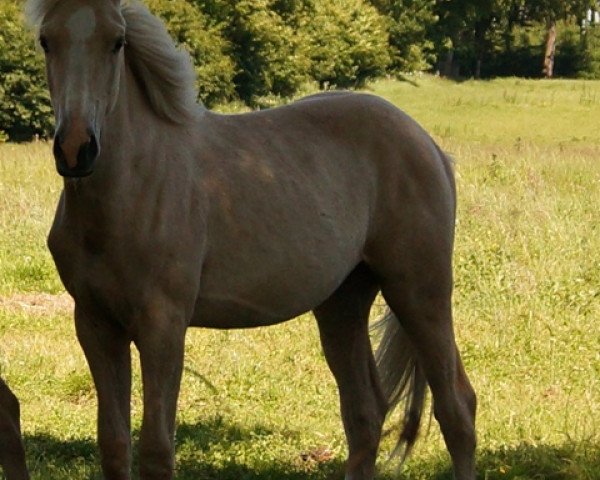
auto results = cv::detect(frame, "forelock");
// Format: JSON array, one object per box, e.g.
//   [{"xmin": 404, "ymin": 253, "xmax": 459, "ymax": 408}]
[{"xmin": 25, "ymin": 0, "xmax": 62, "ymax": 29}]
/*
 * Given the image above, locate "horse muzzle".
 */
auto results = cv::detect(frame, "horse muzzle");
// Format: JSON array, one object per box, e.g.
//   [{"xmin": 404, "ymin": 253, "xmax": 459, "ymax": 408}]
[{"xmin": 53, "ymin": 128, "xmax": 100, "ymax": 178}]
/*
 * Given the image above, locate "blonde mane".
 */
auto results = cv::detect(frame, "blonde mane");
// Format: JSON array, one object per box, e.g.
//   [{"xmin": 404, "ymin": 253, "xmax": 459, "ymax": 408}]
[{"xmin": 25, "ymin": 0, "xmax": 202, "ymax": 124}]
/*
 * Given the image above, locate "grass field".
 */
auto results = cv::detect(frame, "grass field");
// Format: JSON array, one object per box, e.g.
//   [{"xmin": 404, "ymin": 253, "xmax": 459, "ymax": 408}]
[{"xmin": 0, "ymin": 76, "xmax": 598, "ymax": 479}]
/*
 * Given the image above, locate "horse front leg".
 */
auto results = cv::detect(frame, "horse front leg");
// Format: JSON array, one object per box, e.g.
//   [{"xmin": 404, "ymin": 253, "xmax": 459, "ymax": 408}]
[
  {"xmin": 0, "ymin": 377, "xmax": 28, "ymax": 480},
  {"xmin": 75, "ymin": 306, "xmax": 132, "ymax": 480},
  {"xmin": 135, "ymin": 308, "xmax": 187, "ymax": 480}
]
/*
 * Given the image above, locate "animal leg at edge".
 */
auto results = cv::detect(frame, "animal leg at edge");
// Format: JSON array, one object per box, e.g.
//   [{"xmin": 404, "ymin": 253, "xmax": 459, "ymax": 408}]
[{"xmin": 0, "ymin": 377, "xmax": 28, "ymax": 480}]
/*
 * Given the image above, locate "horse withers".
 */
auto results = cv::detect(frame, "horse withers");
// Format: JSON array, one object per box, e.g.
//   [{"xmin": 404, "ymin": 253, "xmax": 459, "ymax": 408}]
[{"xmin": 26, "ymin": 0, "xmax": 476, "ymax": 478}]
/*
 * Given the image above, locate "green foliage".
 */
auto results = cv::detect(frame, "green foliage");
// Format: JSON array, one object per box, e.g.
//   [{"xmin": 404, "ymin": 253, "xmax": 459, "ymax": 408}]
[
  {"xmin": 6, "ymin": 0, "xmax": 600, "ymax": 141},
  {"xmin": 473, "ymin": 20, "xmax": 600, "ymax": 79},
  {"xmin": 301, "ymin": 0, "xmax": 391, "ymax": 88},
  {"xmin": 194, "ymin": 0, "xmax": 391, "ymax": 101},
  {"xmin": 369, "ymin": 0, "xmax": 437, "ymax": 72},
  {"xmin": 0, "ymin": 1, "xmax": 53, "ymax": 141},
  {"xmin": 432, "ymin": 0, "xmax": 600, "ymax": 79},
  {"xmin": 145, "ymin": 0, "xmax": 237, "ymax": 107},
  {"xmin": 523, "ymin": 0, "xmax": 596, "ymax": 22},
  {"xmin": 228, "ymin": 0, "xmax": 311, "ymax": 101},
  {"xmin": 576, "ymin": 25, "xmax": 600, "ymax": 78}
]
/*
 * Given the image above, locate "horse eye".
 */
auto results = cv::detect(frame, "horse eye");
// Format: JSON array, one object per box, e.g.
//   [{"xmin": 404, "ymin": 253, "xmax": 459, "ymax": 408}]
[
  {"xmin": 112, "ymin": 37, "xmax": 125, "ymax": 54},
  {"xmin": 39, "ymin": 36, "xmax": 49, "ymax": 53}
]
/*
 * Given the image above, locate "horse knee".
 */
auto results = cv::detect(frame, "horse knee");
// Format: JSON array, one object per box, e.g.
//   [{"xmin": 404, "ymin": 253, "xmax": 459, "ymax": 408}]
[
  {"xmin": 344, "ymin": 417, "xmax": 381, "ymax": 480},
  {"xmin": 139, "ymin": 458, "xmax": 173, "ymax": 480},
  {"xmin": 99, "ymin": 435, "xmax": 130, "ymax": 479},
  {"xmin": 139, "ymin": 436, "xmax": 174, "ymax": 480},
  {"xmin": 341, "ymin": 402, "xmax": 384, "ymax": 463},
  {"xmin": 463, "ymin": 382, "xmax": 477, "ymax": 420},
  {"xmin": 433, "ymin": 397, "xmax": 476, "ymax": 452}
]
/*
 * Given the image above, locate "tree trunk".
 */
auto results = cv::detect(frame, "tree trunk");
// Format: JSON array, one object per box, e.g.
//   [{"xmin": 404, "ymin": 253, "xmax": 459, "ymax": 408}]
[
  {"xmin": 441, "ymin": 48, "xmax": 454, "ymax": 78},
  {"xmin": 474, "ymin": 17, "xmax": 492, "ymax": 79},
  {"xmin": 543, "ymin": 19, "xmax": 557, "ymax": 78}
]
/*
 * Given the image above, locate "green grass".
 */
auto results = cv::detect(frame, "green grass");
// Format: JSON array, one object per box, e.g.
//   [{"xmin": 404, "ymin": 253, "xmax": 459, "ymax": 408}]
[
  {"xmin": 0, "ymin": 143, "xmax": 63, "ymax": 294},
  {"xmin": 1, "ymin": 76, "xmax": 599, "ymax": 479},
  {"xmin": 369, "ymin": 76, "xmax": 600, "ymax": 148}
]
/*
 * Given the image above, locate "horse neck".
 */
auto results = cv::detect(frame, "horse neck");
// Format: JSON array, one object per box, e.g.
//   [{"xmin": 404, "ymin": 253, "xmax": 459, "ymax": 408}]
[
  {"xmin": 61, "ymin": 62, "xmax": 174, "ymax": 225},
  {"xmin": 103, "ymin": 62, "xmax": 164, "ymax": 177},
  {"xmin": 64, "ymin": 62, "xmax": 167, "ymax": 196}
]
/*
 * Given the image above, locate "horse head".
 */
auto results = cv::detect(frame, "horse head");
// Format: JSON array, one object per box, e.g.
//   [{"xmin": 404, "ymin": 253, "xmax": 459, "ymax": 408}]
[{"xmin": 33, "ymin": 0, "xmax": 125, "ymax": 177}]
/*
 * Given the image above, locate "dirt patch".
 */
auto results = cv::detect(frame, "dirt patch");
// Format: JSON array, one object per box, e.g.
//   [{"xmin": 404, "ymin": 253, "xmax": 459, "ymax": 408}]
[
  {"xmin": 297, "ymin": 445, "xmax": 336, "ymax": 472},
  {"xmin": 0, "ymin": 293, "xmax": 72, "ymax": 315}
]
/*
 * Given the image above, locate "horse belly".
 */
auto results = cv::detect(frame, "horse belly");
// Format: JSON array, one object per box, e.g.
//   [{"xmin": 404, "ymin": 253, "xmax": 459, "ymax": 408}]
[
  {"xmin": 191, "ymin": 296, "xmax": 290, "ymax": 328},
  {"xmin": 191, "ymin": 227, "xmax": 366, "ymax": 329}
]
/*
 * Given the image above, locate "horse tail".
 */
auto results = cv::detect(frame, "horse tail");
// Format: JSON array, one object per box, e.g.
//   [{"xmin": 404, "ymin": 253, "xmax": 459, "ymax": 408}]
[{"xmin": 373, "ymin": 308, "xmax": 427, "ymax": 462}]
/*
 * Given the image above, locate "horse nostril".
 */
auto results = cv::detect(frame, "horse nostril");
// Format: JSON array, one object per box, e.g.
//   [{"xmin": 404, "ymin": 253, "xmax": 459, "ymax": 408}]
[
  {"xmin": 88, "ymin": 134, "xmax": 99, "ymax": 159},
  {"xmin": 77, "ymin": 135, "xmax": 99, "ymax": 168}
]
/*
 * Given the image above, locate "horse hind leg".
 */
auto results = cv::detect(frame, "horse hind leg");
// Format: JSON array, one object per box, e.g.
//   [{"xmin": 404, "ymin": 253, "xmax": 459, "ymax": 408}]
[
  {"xmin": 313, "ymin": 264, "xmax": 386, "ymax": 480},
  {"xmin": 0, "ymin": 377, "xmax": 29, "ymax": 480},
  {"xmin": 378, "ymin": 272, "xmax": 476, "ymax": 479}
]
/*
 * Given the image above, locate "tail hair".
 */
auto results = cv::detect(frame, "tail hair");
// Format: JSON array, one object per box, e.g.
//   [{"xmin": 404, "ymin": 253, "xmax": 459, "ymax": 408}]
[{"xmin": 372, "ymin": 308, "xmax": 428, "ymax": 462}]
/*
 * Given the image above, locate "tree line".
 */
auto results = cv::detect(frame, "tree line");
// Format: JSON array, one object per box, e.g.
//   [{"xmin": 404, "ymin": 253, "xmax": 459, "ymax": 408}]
[{"xmin": 1, "ymin": 0, "xmax": 600, "ymax": 141}]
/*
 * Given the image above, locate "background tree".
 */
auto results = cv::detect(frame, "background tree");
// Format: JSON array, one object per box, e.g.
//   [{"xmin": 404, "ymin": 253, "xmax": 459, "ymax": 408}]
[
  {"xmin": 145, "ymin": 0, "xmax": 237, "ymax": 106},
  {"xmin": 0, "ymin": 0, "xmax": 52, "ymax": 140},
  {"xmin": 369, "ymin": 0, "xmax": 437, "ymax": 73},
  {"xmin": 526, "ymin": 0, "xmax": 572, "ymax": 77},
  {"xmin": 3, "ymin": 0, "xmax": 600, "ymax": 142},
  {"xmin": 433, "ymin": 0, "xmax": 510, "ymax": 78},
  {"xmin": 301, "ymin": 0, "xmax": 391, "ymax": 87},
  {"xmin": 433, "ymin": 0, "xmax": 599, "ymax": 79}
]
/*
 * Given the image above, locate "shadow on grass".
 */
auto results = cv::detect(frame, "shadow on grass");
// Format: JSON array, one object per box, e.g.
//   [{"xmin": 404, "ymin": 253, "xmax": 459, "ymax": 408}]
[
  {"xmin": 173, "ymin": 418, "xmax": 347, "ymax": 480},
  {"xmin": 21, "ymin": 417, "xmax": 346, "ymax": 480},
  {"xmin": 399, "ymin": 440, "xmax": 600, "ymax": 480},
  {"xmin": 20, "ymin": 433, "xmax": 101, "ymax": 479},
  {"xmin": 20, "ymin": 420, "xmax": 599, "ymax": 479}
]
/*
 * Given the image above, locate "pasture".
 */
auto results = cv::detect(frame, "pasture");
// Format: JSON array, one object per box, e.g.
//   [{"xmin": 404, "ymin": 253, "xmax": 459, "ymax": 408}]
[{"xmin": 0, "ymin": 76, "xmax": 598, "ymax": 479}]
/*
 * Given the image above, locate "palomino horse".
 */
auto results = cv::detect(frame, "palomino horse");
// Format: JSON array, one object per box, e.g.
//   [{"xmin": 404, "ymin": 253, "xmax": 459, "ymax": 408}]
[
  {"xmin": 0, "ymin": 378, "xmax": 28, "ymax": 479},
  {"xmin": 27, "ymin": 0, "xmax": 476, "ymax": 478}
]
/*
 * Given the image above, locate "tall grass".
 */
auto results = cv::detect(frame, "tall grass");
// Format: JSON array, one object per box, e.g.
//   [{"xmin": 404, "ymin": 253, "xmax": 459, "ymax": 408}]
[
  {"xmin": 0, "ymin": 143, "xmax": 62, "ymax": 294},
  {"xmin": 0, "ymin": 76, "xmax": 598, "ymax": 479}
]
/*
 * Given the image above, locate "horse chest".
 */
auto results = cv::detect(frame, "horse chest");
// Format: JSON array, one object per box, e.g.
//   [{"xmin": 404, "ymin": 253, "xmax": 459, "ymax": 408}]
[
  {"xmin": 49, "ymin": 226, "xmax": 121, "ymax": 296},
  {"xmin": 48, "ymin": 222, "xmax": 137, "ymax": 285}
]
